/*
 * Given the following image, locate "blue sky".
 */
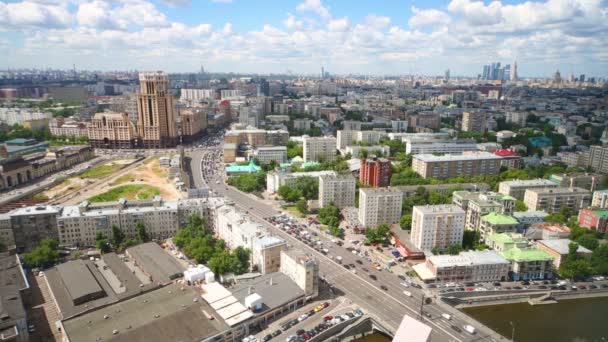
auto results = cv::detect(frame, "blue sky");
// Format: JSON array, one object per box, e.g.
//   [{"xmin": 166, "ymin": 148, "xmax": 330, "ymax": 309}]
[{"xmin": 1, "ymin": 0, "xmax": 607, "ymax": 77}]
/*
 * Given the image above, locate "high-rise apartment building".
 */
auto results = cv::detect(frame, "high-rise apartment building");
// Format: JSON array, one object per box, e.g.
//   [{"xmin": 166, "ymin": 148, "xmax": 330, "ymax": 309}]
[
  {"xmin": 462, "ymin": 111, "xmax": 487, "ymax": 133},
  {"xmin": 359, "ymin": 157, "xmax": 392, "ymax": 187},
  {"xmin": 498, "ymin": 179, "xmax": 558, "ymax": 200},
  {"xmin": 179, "ymin": 107, "xmax": 207, "ymax": 142},
  {"xmin": 358, "ymin": 188, "xmax": 403, "ymax": 228},
  {"xmin": 410, "ymin": 204, "xmax": 465, "ymax": 252},
  {"xmin": 319, "ymin": 174, "xmax": 356, "ymax": 208},
  {"xmin": 303, "ymin": 136, "xmax": 336, "ymax": 162},
  {"xmin": 136, "ymin": 71, "xmax": 178, "ymax": 148},
  {"xmin": 588, "ymin": 145, "xmax": 608, "ymax": 174}
]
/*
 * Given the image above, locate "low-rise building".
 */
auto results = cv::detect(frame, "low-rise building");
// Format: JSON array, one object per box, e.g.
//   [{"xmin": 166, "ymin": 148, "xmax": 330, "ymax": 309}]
[
  {"xmin": 498, "ymin": 179, "xmax": 558, "ymax": 200},
  {"xmin": 578, "ymin": 208, "xmax": 608, "ymax": 233},
  {"xmin": 293, "ymin": 118, "xmax": 311, "ymax": 131},
  {"xmin": 250, "ymin": 146, "xmax": 287, "ymax": 164},
  {"xmin": 479, "ymin": 213, "xmax": 519, "ymax": 242},
  {"xmin": 537, "ymin": 239, "xmax": 593, "ymax": 268},
  {"xmin": 344, "ymin": 145, "xmax": 390, "ymax": 158},
  {"xmin": 413, "ymin": 250, "xmax": 509, "ymax": 283},
  {"xmin": 358, "ymin": 188, "xmax": 403, "ymax": 228},
  {"xmin": 410, "ymin": 204, "xmax": 465, "ymax": 252},
  {"xmin": 412, "ymin": 152, "xmax": 501, "ymax": 179},
  {"xmin": 318, "ymin": 174, "xmax": 356, "ymax": 208},
  {"xmin": 513, "ymin": 211, "xmax": 548, "ymax": 228},
  {"xmin": 49, "ymin": 117, "xmax": 88, "ymax": 138},
  {"xmin": 492, "ymin": 149, "xmax": 523, "ymax": 169},
  {"xmin": 87, "ymin": 112, "xmax": 137, "ymax": 149},
  {"xmin": 453, "ymin": 191, "xmax": 515, "ymax": 231},
  {"xmin": 499, "ymin": 246, "xmax": 554, "ymax": 280},
  {"xmin": 280, "ymin": 248, "xmax": 319, "ymax": 297},
  {"xmin": 266, "ymin": 170, "xmax": 336, "ymax": 193},
  {"xmin": 523, "ymin": 187, "xmax": 591, "ymax": 213}
]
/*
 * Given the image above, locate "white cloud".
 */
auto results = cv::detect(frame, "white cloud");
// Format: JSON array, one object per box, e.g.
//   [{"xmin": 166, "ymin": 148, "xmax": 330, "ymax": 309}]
[
  {"xmin": 283, "ymin": 13, "xmax": 303, "ymax": 30},
  {"xmin": 296, "ymin": 0, "xmax": 330, "ymax": 20},
  {"xmin": 0, "ymin": 1, "xmax": 72, "ymax": 29},
  {"xmin": 364, "ymin": 15, "xmax": 390, "ymax": 29},
  {"xmin": 328, "ymin": 17, "xmax": 348, "ymax": 31},
  {"xmin": 0, "ymin": 0, "xmax": 606, "ymax": 76},
  {"xmin": 408, "ymin": 6, "xmax": 451, "ymax": 28}
]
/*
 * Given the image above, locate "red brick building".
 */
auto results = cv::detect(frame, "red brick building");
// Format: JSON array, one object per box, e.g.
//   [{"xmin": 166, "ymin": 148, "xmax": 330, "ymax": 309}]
[
  {"xmin": 359, "ymin": 157, "xmax": 392, "ymax": 187},
  {"xmin": 578, "ymin": 208, "xmax": 608, "ymax": 233}
]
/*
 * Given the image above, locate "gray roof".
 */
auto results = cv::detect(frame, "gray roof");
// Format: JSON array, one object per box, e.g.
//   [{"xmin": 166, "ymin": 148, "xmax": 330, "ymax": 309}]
[
  {"xmin": 126, "ymin": 242, "xmax": 185, "ymax": 285},
  {"xmin": 62, "ymin": 283, "xmax": 228, "ymax": 342},
  {"xmin": 230, "ymin": 273, "xmax": 305, "ymax": 312},
  {"xmin": 538, "ymin": 239, "xmax": 593, "ymax": 255},
  {"xmin": 0, "ymin": 286, "xmax": 25, "ymax": 333},
  {"xmin": 0, "ymin": 254, "xmax": 27, "ymax": 290},
  {"xmin": 56, "ymin": 260, "xmax": 105, "ymax": 304}
]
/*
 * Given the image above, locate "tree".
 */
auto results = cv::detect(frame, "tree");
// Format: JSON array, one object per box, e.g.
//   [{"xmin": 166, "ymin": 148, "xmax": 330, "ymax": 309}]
[
  {"xmin": 95, "ymin": 231, "xmax": 106, "ymax": 242},
  {"xmin": 278, "ymin": 185, "xmax": 302, "ymax": 202},
  {"xmin": 318, "ymin": 203, "xmax": 341, "ymax": 228},
  {"xmin": 111, "ymin": 225, "xmax": 125, "ymax": 247},
  {"xmin": 137, "ymin": 222, "xmax": 149, "ymax": 242},
  {"xmin": 96, "ymin": 239, "xmax": 111, "ymax": 253},
  {"xmin": 231, "ymin": 247, "xmax": 251, "ymax": 275},
  {"xmin": 296, "ymin": 199, "xmax": 308, "ymax": 215},
  {"xmin": 209, "ymin": 251, "xmax": 232, "ymax": 275},
  {"xmin": 462, "ymin": 230, "xmax": 481, "ymax": 250},
  {"xmin": 591, "ymin": 244, "xmax": 608, "ymax": 275},
  {"xmin": 293, "ymin": 176, "xmax": 319, "ymax": 200},
  {"xmin": 559, "ymin": 242, "xmax": 592, "ymax": 280},
  {"xmin": 575, "ymin": 234, "xmax": 599, "ymax": 251},
  {"xmin": 515, "ymin": 200, "xmax": 528, "ymax": 212},
  {"xmin": 446, "ymin": 244, "xmax": 463, "ymax": 255},
  {"xmin": 399, "ymin": 214, "xmax": 412, "ymax": 230},
  {"xmin": 431, "ymin": 247, "xmax": 441, "ymax": 255},
  {"xmin": 22, "ymin": 239, "xmax": 60, "ymax": 268}
]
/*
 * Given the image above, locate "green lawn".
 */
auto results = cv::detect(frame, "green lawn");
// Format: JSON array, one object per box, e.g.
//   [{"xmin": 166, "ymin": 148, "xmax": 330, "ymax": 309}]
[
  {"xmin": 111, "ymin": 173, "xmax": 135, "ymax": 185},
  {"xmin": 88, "ymin": 185, "xmax": 161, "ymax": 203},
  {"xmin": 79, "ymin": 164, "xmax": 122, "ymax": 179},
  {"xmin": 282, "ymin": 205, "xmax": 305, "ymax": 218}
]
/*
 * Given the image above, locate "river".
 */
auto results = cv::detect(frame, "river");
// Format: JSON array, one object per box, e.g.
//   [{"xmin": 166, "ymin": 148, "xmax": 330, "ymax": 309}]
[{"xmin": 463, "ymin": 296, "xmax": 608, "ymax": 342}]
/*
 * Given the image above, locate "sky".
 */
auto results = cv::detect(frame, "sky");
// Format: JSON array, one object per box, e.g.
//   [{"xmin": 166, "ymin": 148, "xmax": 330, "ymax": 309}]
[{"xmin": 0, "ymin": 0, "xmax": 607, "ymax": 77}]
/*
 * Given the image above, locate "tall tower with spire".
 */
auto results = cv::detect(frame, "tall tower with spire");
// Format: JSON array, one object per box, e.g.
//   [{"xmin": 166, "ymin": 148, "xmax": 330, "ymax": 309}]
[{"xmin": 511, "ymin": 61, "xmax": 518, "ymax": 81}]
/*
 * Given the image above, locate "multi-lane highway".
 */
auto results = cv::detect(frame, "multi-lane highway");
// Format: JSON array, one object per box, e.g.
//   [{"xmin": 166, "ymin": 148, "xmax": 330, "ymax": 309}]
[{"xmin": 189, "ymin": 148, "xmax": 509, "ymax": 342}]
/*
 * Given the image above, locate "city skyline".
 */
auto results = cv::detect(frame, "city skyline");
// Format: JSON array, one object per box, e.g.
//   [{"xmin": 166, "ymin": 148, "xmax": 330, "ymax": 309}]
[{"xmin": 0, "ymin": 0, "xmax": 607, "ymax": 77}]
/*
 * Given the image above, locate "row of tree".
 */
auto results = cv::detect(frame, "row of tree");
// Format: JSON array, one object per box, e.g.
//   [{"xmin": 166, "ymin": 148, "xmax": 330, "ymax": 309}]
[
  {"xmin": 95, "ymin": 223, "xmax": 148, "ymax": 253},
  {"xmin": 317, "ymin": 203, "xmax": 344, "ymax": 238},
  {"xmin": 226, "ymin": 172, "xmax": 267, "ymax": 193}
]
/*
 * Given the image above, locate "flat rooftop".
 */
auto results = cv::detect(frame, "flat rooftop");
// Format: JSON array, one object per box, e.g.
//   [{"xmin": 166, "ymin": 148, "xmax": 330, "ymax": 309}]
[
  {"xmin": 500, "ymin": 178, "xmax": 557, "ymax": 187},
  {"xmin": 126, "ymin": 242, "xmax": 185, "ymax": 285},
  {"xmin": 413, "ymin": 204, "xmax": 464, "ymax": 215},
  {"xmin": 413, "ymin": 152, "xmax": 501, "ymax": 162},
  {"xmin": 429, "ymin": 250, "xmax": 509, "ymax": 268},
  {"xmin": 0, "ymin": 254, "xmax": 27, "ymax": 290},
  {"xmin": 62, "ymin": 283, "xmax": 228, "ymax": 342},
  {"xmin": 538, "ymin": 239, "xmax": 592, "ymax": 255},
  {"xmin": 230, "ymin": 273, "xmax": 304, "ymax": 312},
  {"xmin": 56, "ymin": 260, "xmax": 105, "ymax": 304}
]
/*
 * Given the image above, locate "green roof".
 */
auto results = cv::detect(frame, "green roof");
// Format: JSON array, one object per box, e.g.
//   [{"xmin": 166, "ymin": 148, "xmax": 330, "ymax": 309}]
[
  {"xmin": 225, "ymin": 160, "xmax": 262, "ymax": 173},
  {"xmin": 500, "ymin": 247, "xmax": 554, "ymax": 262},
  {"xmin": 592, "ymin": 209, "xmax": 608, "ymax": 218},
  {"xmin": 502, "ymin": 195, "xmax": 517, "ymax": 201},
  {"xmin": 481, "ymin": 212, "xmax": 518, "ymax": 226}
]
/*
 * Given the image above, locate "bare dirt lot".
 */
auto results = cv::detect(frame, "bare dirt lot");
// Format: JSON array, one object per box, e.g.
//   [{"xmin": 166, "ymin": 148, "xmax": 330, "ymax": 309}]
[{"xmin": 45, "ymin": 157, "xmax": 182, "ymax": 204}]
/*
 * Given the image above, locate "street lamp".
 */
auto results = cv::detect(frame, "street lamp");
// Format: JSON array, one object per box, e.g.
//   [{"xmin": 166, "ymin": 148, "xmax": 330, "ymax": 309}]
[{"xmin": 509, "ymin": 321, "xmax": 515, "ymax": 342}]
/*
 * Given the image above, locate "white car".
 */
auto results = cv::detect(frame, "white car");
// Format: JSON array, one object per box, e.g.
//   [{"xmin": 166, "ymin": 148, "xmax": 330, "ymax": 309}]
[
  {"xmin": 403, "ymin": 291, "xmax": 412, "ymax": 297},
  {"xmin": 400, "ymin": 282, "xmax": 409, "ymax": 288}
]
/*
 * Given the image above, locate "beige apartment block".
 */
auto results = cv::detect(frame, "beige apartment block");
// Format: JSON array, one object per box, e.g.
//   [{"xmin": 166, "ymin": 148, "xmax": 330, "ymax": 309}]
[
  {"xmin": 358, "ymin": 187, "xmax": 403, "ymax": 228},
  {"xmin": 137, "ymin": 71, "xmax": 178, "ymax": 148},
  {"xmin": 410, "ymin": 204, "xmax": 465, "ymax": 252},
  {"xmin": 303, "ymin": 136, "xmax": 336, "ymax": 162},
  {"xmin": 319, "ymin": 174, "xmax": 356, "ymax": 208},
  {"xmin": 523, "ymin": 187, "xmax": 591, "ymax": 213},
  {"xmin": 412, "ymin": 152, "xmax": 501, "ymax": 179},
  {"xmin": 87, "ymin": 112, "xmax": 137, "ymax": 149}
]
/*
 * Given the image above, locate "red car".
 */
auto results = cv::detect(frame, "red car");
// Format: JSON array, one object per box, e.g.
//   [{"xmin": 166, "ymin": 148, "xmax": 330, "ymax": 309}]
[
  {"xmin": 323, "ymin": 315, "xmax": 333, "ymax": 321},
  {"xmin": 302, "ymin": 333, "xmax": 311, "ymax": 340},
  {"xmin": 322, "ymin": 302, "xmax": 330, "ymax": 308}
]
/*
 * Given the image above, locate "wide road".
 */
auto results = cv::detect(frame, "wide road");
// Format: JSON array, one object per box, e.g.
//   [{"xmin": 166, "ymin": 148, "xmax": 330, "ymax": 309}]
[{"xmin": 189, "ymin": 149, "xmax": 509, "ymax": 342}]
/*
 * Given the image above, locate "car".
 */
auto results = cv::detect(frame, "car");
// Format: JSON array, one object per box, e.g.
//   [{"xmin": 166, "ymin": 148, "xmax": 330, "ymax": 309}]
[
  {"xmin": 262, "ymin": 334, "xmax": 273, "ymax": 342},
  {"xmin": 322, "ymin": 302, "xmax": 330, "ymax": 308},
  {"xmin": 356, "ymin": 260, "xmax": 363, "ymax": 265},
  {"xmin": 272, "ymin": 330, "xmax": 282, "ymax": 337},
  {"xmin": 380, "ymin": 285, "xmax": 388, "ymax": 291},
  {"xmin": 323, "ymin": 315, "xmax": 333, "ymax": 321},
  {"xmin": 451, "ymin": 325, "xmax": 462, "ymax": 333},
  {"xmin": 514, "ymin": 286, "xmax": 522, "ymax": 290},
  {"xmin": 398, "ymin": 275, "xmax": 406, "ymax": 281},
  {"xmin": 302, "ymin": 333, "xmax": 311, "ymax": 340},
  {"xmin": 362, "ymin": 267, "xmax": 369, "ymax": 272},
  {"xmin": 589, "ymin": 284, "xmax": 598, "ymax": 289},
  {"xmin": 298, "ymin": 314, "xmax": 308, "ymax": 322},
  {"xmin": 579, "ymin": 285, "xmax": 587, "ymax": 290},
  {"xmin": 314, "ymin": 305, "xmax": 323, "ymax": 312},
  {"xmin": 296, "ymin": 329, "xmax": 305, "ymax": 336},
  {"xmin": 306, "ymin": 310, "xmax": 315, "ymax": 316},
  {"xmin": 538, "ymin": 285, "xmax": 548, "ymax": 289},
  {"xmin": 369, "ymin": 274, "xmax": 377, "ymax": 280}
]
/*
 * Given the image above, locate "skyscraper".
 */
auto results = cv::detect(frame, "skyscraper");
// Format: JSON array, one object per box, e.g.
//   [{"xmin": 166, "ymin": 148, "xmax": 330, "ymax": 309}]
[
  {"xmin": 481, "ymin": 62, "xmax": 511, "ymax": 81},
  {"xmin": 444, "ymin": 69, "xmax": 450, "ymax": 83},
  {"xmin": 136, "ymin": 71, "xmax": 178, "ymax": 148},
  {"xmin": 511, "ymin": 61, "xmax": 518, "ymax": 81}
]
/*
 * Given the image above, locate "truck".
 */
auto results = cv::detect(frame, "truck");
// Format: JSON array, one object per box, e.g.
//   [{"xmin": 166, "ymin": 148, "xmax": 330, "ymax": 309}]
[
  {"xmin": 463, "ymin": 325, "xmax": 476, "ymax": 334},
  {"xmin": 322, "ymin": 248, "xmax": 329, "ymax": 255},
  {"xmin": 441, "ymin": 313, "xmax": 452, "ymax": 320}
]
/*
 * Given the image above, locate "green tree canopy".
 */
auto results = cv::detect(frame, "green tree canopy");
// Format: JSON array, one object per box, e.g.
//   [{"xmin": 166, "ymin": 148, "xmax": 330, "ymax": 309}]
[{"xmin": 22, "ymin": 239, "xmax": 60, "ymax": 268}]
